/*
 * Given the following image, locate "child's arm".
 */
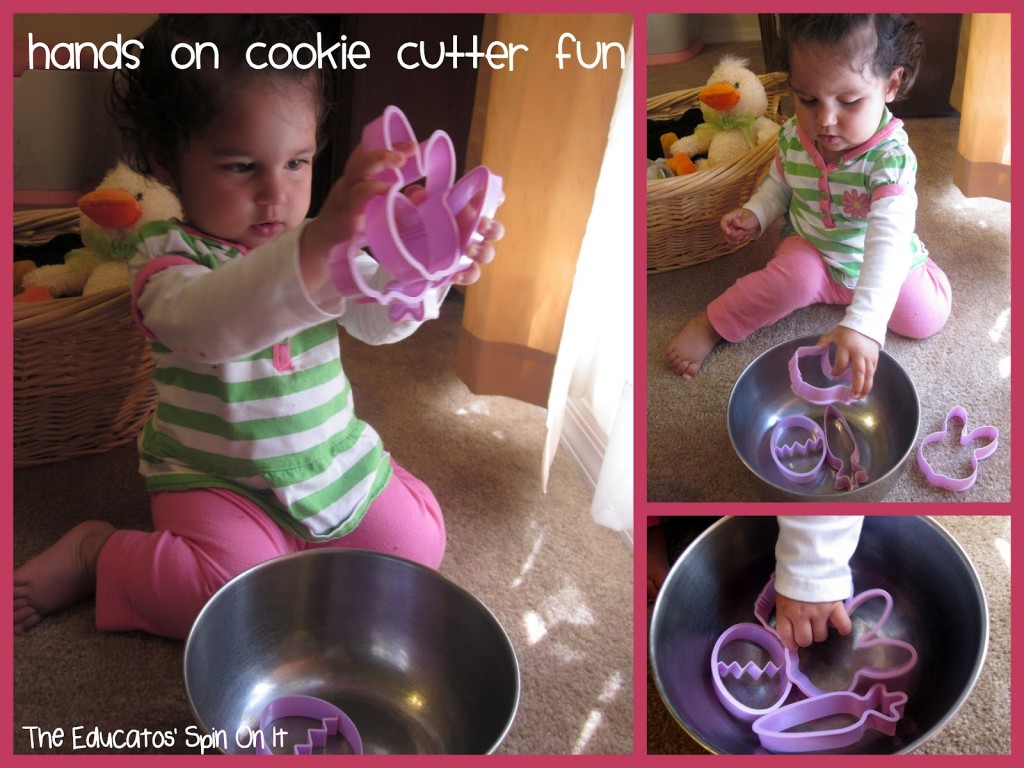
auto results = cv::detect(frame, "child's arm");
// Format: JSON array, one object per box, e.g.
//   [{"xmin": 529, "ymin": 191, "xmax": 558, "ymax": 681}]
[
  {"xmin": 737, "ymin": 151, "xmax": 792, "ymax": 236},
  {"xmin": 823, "ymin": 147, "xmax": 921, "ymax": 398},
  {"xmin": 719, "ymin": 148, "xmax": 791, "ymax": 246},
  {"xmin": 774, "ymin": 516, "xmax": 864, "ymax": 650}
]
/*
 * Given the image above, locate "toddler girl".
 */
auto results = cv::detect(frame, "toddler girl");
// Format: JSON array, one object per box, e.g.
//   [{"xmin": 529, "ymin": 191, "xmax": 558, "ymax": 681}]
[
  {"xmin": 667, "ymin": 14, "xmax": 951, "ymax": 399},
  {"xmin": 14, "ymin": 15, "xmax": 501, "ymax": 639}
]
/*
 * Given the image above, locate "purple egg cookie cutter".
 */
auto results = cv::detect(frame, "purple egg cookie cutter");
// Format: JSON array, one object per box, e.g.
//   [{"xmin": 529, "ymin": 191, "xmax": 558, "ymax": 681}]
[
  {"xmin": 917, "ymin": 406, "xmax": 999, "ymax": 491},
  {"xmin": 711, "ymin": 622, "xmax": 793, "ymax": 722},
  {"xmin": 770, "ymin": 414, "xmax": 825, "ymax": 484},
  {"xmin": 789, "ymin": 345, "xmax": 856, "ymax": 405},
  {"xmin": 770, "ymin": 406, "xmax": 868, "ymax": 490},
  {"xmin": 256, "ymin": 695, "xmax": 362, "ymax": 755},
  {"xmin": 752, "ymin": 683, "xmax": 907, "ymax": 753},
  {"xmin": 328, "ymin": 105, "xmax": 505, "ymax": 322}
]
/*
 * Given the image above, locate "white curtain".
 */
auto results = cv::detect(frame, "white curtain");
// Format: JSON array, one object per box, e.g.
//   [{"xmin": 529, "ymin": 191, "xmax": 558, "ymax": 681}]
[{"xmin": 542, "ymin": 30, "xmax": 634, "ymax": 534}]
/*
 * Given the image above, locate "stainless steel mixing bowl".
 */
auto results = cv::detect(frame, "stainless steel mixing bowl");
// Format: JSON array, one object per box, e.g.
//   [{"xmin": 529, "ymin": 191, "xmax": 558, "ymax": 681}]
[
  {"xmin": 184, "ymin": 549, "xmax": 519, "ymax": 754},
  {"xmin": 649, "ymin": 516, "xmax": 988, "ymax": 754},
  {"xmin": 728, "ymin": 335, "xmax": 920, "ymax": 501}
]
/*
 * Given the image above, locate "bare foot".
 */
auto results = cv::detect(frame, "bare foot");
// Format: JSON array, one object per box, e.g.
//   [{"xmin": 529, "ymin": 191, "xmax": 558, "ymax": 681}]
[
  {"xmin": 666, "ymin": 310, "xmax": 721, "ymax": 378},
  {"xmin": 14, "ymin": 520, "xmax": 115, "ymax": 634},
  {"xmin": 647, "ymin": 522, "xmax": 671, "ymax": 602}
]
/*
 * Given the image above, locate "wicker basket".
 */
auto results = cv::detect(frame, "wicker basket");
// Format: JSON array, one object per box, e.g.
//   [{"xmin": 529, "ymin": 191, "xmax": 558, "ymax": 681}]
[
  {"xmin": 647, "ymin": 71, "xmax": 790, "ymax": 273},
  {"xmin": 14, "ymin": 208, "xmax": 156, "ymax": 468}
]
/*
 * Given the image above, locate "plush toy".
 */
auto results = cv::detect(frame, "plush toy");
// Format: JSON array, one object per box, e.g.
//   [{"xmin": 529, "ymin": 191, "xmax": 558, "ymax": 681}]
[
  {"xmin": 668, "ymin": 56, "xmax": 779, "ymax": 171},
  {"xmin": 20, "ymin": 162, "xmax": 181, "ymax": 298}
]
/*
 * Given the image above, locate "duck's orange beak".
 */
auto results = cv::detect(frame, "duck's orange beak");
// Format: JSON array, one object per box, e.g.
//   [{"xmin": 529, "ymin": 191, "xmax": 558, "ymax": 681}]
[
  {"xmin": 700, "ymin": 81, "xmax": 741, "ymax": 112},
  {"xmin": 77, "ymin": 189, "xmax": 142, "ymax": 229}
]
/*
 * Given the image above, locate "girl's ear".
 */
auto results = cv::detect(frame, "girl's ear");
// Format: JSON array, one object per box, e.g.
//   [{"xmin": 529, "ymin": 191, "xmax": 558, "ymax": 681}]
[{"xmin": 884, "ymin": 66, "xmax": 904, "ymax": 102}]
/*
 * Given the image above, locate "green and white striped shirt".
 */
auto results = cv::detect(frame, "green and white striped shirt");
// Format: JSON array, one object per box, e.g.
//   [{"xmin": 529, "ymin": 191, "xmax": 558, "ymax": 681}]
[
  {"xmin": 745, "ymin": 110, "xmax": 929, "ymax": 345},
  {"xmin": 129, "ymin": 220, "xmax": 428, "ymax": 541}
]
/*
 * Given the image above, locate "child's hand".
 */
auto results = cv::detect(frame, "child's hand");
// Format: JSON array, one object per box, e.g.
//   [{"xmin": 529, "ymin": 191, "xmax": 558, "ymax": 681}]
[
  {"xmin": 720, "ymin": 208, "xmax": 761, "ymax": 246},
  {"xmin": 299, "ymin": 142, "xmax": 418, "ymax": 292},
  {"xmin": 775, "ymin": 593, "xmax": 852, "ymax": 650},
  {"xmin": 816, "ymin": 326, "xmax": 880, "ymax": 400},
  {"xmin": 452, "ymin": 218, "xmax": 503, "ymax": 286}
]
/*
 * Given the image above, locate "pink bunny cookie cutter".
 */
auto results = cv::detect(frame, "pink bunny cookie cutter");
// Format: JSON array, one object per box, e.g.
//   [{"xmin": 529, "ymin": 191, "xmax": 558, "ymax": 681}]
[
  {"xmin": 753, "ymin": 574, "xmax": 918, "ymax": 700},
  {"xmin": 255, "ymin": 694, "xmax": 362, "ymax": 755},
  {"xmin": 785, "ymin": 589, "xmax": 918, "ymax": 699},
  {"xmin": 752, "ymin": 682, "xmax": 907, "ymax": 753},
  {"xmin": 917, "ymin": 406, "xmax": 999, "ymax": 491},
  {"xmin": 789, "ymin": 345, "xmax": 856, "ymax": 406},
  {"xmin": 328, "ymin": 105, "xmax": 505, "ymax": 322}
]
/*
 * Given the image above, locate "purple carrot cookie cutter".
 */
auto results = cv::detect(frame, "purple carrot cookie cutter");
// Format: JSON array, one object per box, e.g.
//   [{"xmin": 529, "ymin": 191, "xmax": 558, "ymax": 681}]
[
  {"xmin": 789, "ymin": 345, "xmax": 856, "ymax": 405},
  {"xmin": 711, "ymin": 622, "xmax": 793, "ymax": 722},
  {"xmin": 255, "ymin": 695, "xmax": 362, "ymax": 755},
  {"xmin": 823, "ymin": 405, "xmax": 868, "ymax": 490},
  {"xmin": 328, "ymin": 105, "xmax": 505, "ymax": 322},
  {"xmin": 770, "ymin": 406, "xmax": 868, "ymax": 489},
  {"xmin": 917, "ymin": 406, "xmax": 999, "ymax": 491},
  {"xmin": 752, "ymin": 682, "xmax": 907, "ymax": 753}
]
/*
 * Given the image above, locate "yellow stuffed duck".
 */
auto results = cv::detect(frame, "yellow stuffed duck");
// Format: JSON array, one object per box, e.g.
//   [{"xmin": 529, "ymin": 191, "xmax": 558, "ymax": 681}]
[
  {"xmin": 20, "ymin": 162, "xmax": 181, "ymax": 298},
  {"xmin": 668, "ymin": 55, "xmax": 779, "ymax": 171}
]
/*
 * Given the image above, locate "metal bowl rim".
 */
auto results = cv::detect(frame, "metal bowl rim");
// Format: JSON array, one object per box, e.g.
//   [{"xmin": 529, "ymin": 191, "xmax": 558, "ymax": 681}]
[
  {"xmin": 183, "ymin": 548, "xmax": 521, "ymax": 755},
  {"xmin": 726, "ymin": 335, "xmax": 921, "ymax": 500}
]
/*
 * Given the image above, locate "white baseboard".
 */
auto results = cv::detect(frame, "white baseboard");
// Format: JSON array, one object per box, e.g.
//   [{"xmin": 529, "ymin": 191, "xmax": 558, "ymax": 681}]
[
  {"xmin": 559, "ymin": 397, "xmax": 634, "ymax": 553},
  {"xmin": 559, "ymin": 396, "xmax": 604, "ymax": 491},
  {"xmin": 558, "ymin": 396, "xmax": 635, "ymax": 553}
]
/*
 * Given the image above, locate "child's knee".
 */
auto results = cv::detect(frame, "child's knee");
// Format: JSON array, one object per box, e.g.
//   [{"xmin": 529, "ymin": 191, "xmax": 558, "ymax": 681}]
[{"xmin": 890, "ymin": 261, "xmax": 953, "ymax": 339}]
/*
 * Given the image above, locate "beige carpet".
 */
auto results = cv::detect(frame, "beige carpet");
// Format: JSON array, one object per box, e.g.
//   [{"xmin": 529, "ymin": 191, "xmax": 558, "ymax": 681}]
[
  {"xmin": 647, "ymin": 44, "xmax": 1011, "ymax": 503},
  {"xmin": 646, "ymin": 515, "xmax": 1011, "ymax": 755},
  {"xmin": 12, "ymin": 293, "xmax": 633, "ymax": 755}
]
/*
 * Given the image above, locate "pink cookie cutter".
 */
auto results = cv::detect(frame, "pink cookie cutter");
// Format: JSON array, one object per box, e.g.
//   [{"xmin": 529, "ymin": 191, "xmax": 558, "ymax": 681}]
[
  {"xmin": 328, "ymin": 106, "xmax": 505, "ymax": 322},
  {"xmin": 753, "ymin": 575, "xmax": 917, "ymax": 700},
  {"xmin": 752, "ymin": 683, "xmax": 907, "ymax": 753},
  {"xmin": 711, "ymin": 622, "xmax": 793, "ymax": 722},
  {"xmin": 256, "ymin": 695, "xmax": 362, "ymax": 755},
  {"xmin": 917, "ymin": 406, "xmax": 999, "ymax": 491},
  {"xmin": 789, "ymin": 345, "xmax": 856, "ymax": 405},
  {"xmin": 786, "ymin": 589, "xmax": 918, "ymax": 699},
  {"xmin": 770, "ymin": 414, "xmax": 825, "ymax": 485},
  {"xmin": 822, "ymin": 405, "xmax": 868, "ymax": 490},
  {"xmin": 770, "ymin": 406, "xmax": 868, "ymax": 490}
]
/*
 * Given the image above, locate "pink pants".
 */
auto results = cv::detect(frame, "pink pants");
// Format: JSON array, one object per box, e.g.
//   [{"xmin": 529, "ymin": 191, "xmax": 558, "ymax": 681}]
[
  {"xmin": 94, "ymin": 460, "xmax": 445, "ymax": 639},
  {"xmin": 707, "ymin": 236, "xmax": 952, "ymax": 342}
]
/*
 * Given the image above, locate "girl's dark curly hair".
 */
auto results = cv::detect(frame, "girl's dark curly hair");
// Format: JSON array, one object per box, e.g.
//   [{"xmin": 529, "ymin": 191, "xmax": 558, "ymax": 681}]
[
  {"xmin": 776, "ymin": 14, "xmax": 924, "ymax": 100},
  {"xmin": 109, "ymin": 14, "xmax": 331, "ymax": 178}
]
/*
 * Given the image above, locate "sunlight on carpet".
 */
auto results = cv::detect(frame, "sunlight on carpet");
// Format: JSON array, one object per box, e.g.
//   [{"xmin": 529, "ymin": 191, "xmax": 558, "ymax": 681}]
[{"xmin": 995, "ymin": 537, "xmax": 1010, "ymax": 569}]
